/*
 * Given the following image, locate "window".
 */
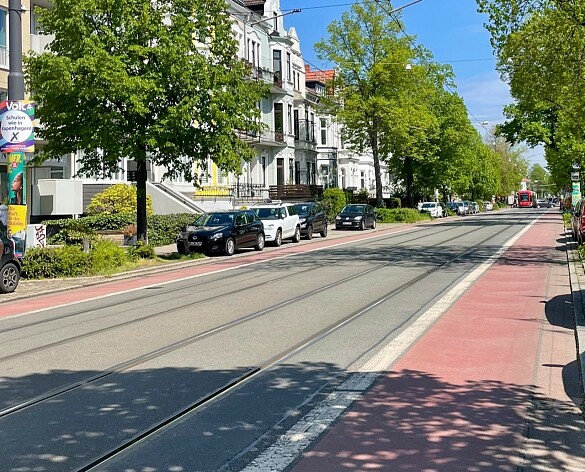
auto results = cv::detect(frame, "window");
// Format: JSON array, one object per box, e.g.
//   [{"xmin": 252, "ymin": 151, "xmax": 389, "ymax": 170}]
[
  {"xmin": 288, "ymin": 104, "xmax": 293, "ymax": 134},
  {"xmin": 273, "ymin": 49, "xmax": 282, "ymax": 82},
  {"xmin": 286, "ymin": 52, "xmax": 291, "ymax": 81},
  {"xmin": 273, "ymin": 12, "xmax": 278, "ymax": 31},
  {"xmin": 320, "ymin": 119, "xmax": 327, "ymax": 145}
]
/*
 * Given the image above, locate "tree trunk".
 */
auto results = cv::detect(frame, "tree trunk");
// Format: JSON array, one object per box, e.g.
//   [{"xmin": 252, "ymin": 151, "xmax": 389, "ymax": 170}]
[
  {"xmin": 136, "ymin": 157, "xmax": 148, "ymax": 243},
  {"xmin": 405, "ymin": 155, "xmax": 414, "ymax": 208},
  {"xmin": 370, "ymin": 120, "xmax": 384, "ymax": 208}
]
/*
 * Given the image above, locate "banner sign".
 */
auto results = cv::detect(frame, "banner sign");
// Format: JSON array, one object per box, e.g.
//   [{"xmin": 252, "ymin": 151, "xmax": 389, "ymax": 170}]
[
  {"xmin": 0, "ymin": 100, "xmax": 35, "ymax": 153},
  {"xmin": 572, "ymin": 181, "xmax": 581, "ymax": 207},
  {"xmin": 7, "ymin": 151, "xmax": 27, "ymax": 257}
]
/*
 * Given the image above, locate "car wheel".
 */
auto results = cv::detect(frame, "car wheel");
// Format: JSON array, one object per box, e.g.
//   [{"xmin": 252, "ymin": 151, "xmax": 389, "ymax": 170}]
[
  {"xmin": 359, "ymin": 220, "xmax": 365, "ymax": 231},
  {"xmin": 224, "ymin": 237, "xmax": 236, "ymax": 256},
  {"xmin": 320, "ymin": 224, "xmax": 328, "ymax": 238},
  {"xmin": 274, "ymin": 229, "xmax": 282, "ymax": 246},
  {"xmin": 371, "ymin": 218, "xmax": 376, "ymax": 229},
  {"xmin": 255, "ymin": 233, "xmax": 265, "ymax": 251},
  {"xmin": 0, "ymin": 262, "xmax": 19, "ymax": 294},
  {"xmin": 292, "ymin": 226, "xmax": 301, "ymax": 243},
  {"xmin": 306, "ymin": 225, "xmax": 313, "ymax": 240}
]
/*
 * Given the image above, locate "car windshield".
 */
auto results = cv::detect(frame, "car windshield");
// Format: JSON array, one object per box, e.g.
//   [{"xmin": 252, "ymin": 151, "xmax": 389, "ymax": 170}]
[
  {"xmin": 294, "ymin": 204, "xmax": 311, "ymax": 215},
  {"xmin": 194, "ymin": 212, "xmax": 235, "ymax": 226},
  {"xmin": 421, "ymin": 203, "xmax": 435, "ymax": 209},
  {"xmin": 254, "ymin": 208, "xmax": 282, "ymax": 220},
  {"xmin": 341, "ymin": 205, "xmax": 365, "ymax": 214}
]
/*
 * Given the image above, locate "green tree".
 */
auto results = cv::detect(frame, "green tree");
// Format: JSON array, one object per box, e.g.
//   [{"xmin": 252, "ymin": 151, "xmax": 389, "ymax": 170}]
[
  {"xmin": 478, "ymin": 0, "xmax": 585, "ymax": 190},
  {"xmin": 25, "ymin": 0, "xmax": 268, "ymax": 241},
  {"xmin": 315, "ymin": 0, "xmax": 418, "ymax": 207}
]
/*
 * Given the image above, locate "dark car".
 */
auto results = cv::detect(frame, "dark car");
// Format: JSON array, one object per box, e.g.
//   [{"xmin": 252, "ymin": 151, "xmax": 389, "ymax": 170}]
[
  {"xmin": 335, "ymin": 204, "xmax": 377, "ymax": 230},
  {"xmin": 0, "ymin": 221, "xmax": 21, "ymax": 293},
  {"xmin": 294, "ymin": 202, "xmax": 328, "ymax": 239},
  {"xmin": 176, "ymin": 210, "xmax": 265, "ymax": 256}
]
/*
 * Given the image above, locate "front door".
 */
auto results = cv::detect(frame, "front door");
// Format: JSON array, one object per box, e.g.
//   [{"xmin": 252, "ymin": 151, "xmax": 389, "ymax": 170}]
[{"xmin": 277, "ymin": 158, "xmax": 285, "ymax": 186}]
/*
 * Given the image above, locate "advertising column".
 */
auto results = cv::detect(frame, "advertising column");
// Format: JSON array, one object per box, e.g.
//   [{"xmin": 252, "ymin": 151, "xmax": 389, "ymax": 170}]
[{"xmin": 1, "ymin": 100, "xmax": 35, "ymax": 257}]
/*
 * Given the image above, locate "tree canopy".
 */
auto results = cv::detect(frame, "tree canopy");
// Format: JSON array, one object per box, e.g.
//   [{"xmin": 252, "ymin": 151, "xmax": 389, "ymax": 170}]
[
  {"xmin": 25, "ymin": 0, "xmax": 268, "ymax": 240},
  {"xmin": 478, "ymin": 0, "xmax": 585, "ymax": 192}
]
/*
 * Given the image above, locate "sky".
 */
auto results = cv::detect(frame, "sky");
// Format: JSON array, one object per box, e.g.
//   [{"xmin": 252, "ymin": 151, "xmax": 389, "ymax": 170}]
[{"xmin": 280, "ymin": 0, "xmax": 546, "ymax": 167}]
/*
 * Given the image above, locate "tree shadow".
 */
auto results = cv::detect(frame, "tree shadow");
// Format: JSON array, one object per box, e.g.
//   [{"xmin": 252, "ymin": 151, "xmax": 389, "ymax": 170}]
[
  {"xmin": 1, "ymin": 359, "xmax": 584, "ymax": 471},
  {"xmin": 293, "ymin": 368, "xmax": 585, "ymax": 472}
]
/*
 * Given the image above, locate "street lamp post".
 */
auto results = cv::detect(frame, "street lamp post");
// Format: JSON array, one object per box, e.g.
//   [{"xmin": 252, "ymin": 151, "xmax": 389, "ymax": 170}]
[{"xmin": 5, "ymin": 0, "xmax": 28, "ymax": 257}]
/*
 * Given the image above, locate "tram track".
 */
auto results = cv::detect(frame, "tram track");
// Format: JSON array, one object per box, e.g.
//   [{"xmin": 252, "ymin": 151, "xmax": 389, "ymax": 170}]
[
  {"xmin": 72, "ymin": 213, "xmax": 534, "ymax": 472},
  {"xmin": 0, "ymin": 223, "xmax": 451, "ymax": 336},
  {"xmin": 0, "ymin": 216, "xmax": 526, "ymax": 425},
  {"xmin": 0, "ymin": 222, "xmax": 488, "ymax": 364}
]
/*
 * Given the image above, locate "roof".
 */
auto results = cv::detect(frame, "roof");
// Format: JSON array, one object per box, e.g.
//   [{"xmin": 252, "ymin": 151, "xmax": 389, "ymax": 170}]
[
  {"xmin": 241, "ymin": 0, "xmax": 265, "ymax": 5},
  {"xmin": 304, "ymin": 65, "xmax": 335, "ymax": 84}
]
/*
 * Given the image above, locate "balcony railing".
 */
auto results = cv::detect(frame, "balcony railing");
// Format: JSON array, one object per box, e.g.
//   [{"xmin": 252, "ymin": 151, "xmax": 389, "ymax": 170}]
[
  {"xmin": 269, "ymin": 185, "xmax": 324, "ymax": 201},
  {"xmin": 294, "ymin": 119, "xmax": 316, "ymax": 144},
  {"xmin": 236, "ymin": 129, "xmax": 287, "ymax": 145},
  {"xmin": 193, "ymin": 183, "xmax": 269, "ymax": 201}
]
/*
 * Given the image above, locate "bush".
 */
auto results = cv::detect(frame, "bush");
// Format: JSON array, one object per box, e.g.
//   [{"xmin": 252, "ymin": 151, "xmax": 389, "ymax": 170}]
[
  {"xmin": 22, "ymin": 246, "xmax": 93, "ymax": 278},
  {"xmin": 43, "ymin": 213, "xmax": 197, "ymax": 247},
  {"xmin": 90, "ymin": 239, "xmax": 128, "ymax": 274},
  {"xmin": 127, "ymin": 241, "xmax": 156, "ymax": 260},
  {"xmin": 86, "ymin": 183, "xmax": 154, "ymax": 216},
  {"xmin": 147, "ymin": 213, "xmax": 198, "ymax": 246},
  {"xmin": 320, "ymin": 188, "xmax": 346, "ymax": 223},
  {"xmin": 375, "ymin": 208, "xmax": 433, "ymax": 223}
]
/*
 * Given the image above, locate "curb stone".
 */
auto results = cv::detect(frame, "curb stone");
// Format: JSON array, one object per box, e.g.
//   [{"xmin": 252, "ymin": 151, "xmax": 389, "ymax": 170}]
[{"xmin": 566, "ymin": 227, "xmax": 585, "ymax": 415}]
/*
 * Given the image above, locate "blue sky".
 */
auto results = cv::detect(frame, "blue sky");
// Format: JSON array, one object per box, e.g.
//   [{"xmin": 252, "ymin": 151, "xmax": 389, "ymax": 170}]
[{"xmin": 280, "ymin": 0, "xmax": 546, "ymax": 167}]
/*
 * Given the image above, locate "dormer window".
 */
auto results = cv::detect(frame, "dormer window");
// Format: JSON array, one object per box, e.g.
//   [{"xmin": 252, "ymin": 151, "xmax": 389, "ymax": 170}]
[{"xmin": 273, "ymin": 12, "xmax": 278, "ymax": 32}]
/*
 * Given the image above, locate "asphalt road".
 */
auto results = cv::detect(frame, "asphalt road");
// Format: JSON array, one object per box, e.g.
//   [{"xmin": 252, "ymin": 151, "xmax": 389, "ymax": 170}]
[{"xmin": 0, "ymin": 209, "xmax": 545, "ymax": 471}]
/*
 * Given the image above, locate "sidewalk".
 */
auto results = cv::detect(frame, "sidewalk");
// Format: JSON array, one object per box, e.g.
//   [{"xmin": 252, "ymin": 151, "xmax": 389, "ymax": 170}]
[{"xmin": 284, "ymin": 212, "xmax": 585, "ymax": 471}]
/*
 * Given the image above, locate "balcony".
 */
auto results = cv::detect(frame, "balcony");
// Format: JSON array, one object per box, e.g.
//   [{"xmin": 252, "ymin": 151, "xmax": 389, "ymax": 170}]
[
  {"xmin": 294, "ymin": 119, "xmax": 317, "ymax": 149},
  {"xmin": 30, "ymin": 34, "xmax": 55, "ymax": 54},
  {"xmin": 268, "ymin": 184, "xmax": 324, "ymax": 201},
  {"xmin": 236, "ymin": 129, "xmax": 287, "ymax": 147}
]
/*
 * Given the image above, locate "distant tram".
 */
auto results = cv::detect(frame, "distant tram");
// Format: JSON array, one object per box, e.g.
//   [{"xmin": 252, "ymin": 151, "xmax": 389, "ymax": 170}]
[{"xmin": 517, "ymin": 190, "xmax": 537, "ymax": 208}]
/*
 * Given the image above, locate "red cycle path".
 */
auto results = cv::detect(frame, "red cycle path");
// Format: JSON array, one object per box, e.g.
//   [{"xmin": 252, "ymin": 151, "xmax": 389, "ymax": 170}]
[{"xmin": 293, "ymin": 213, "xmax": 583, "ymax": 471}]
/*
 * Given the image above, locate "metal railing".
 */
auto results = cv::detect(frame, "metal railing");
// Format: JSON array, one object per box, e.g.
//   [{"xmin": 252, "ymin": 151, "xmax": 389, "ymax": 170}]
[
  {"xmin": 192, "ymin": 184, "xmax": 269, "ymax": 202},
  {"xmin": 294, "ymin": 119, "xmax": 316, "ymax": 143}
]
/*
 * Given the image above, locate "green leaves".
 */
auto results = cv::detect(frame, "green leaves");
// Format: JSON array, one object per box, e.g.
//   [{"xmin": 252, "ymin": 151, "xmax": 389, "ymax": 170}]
[{"xmin": 25, "ymin": 0, "xmax": 268, "ymax": 182}]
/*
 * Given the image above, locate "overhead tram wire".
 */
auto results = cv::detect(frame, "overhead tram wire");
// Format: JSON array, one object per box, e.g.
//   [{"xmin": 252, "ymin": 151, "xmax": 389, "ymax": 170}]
[{"xmin": 373, "ymin": 0, "xmax": 491, "ymax": 133}]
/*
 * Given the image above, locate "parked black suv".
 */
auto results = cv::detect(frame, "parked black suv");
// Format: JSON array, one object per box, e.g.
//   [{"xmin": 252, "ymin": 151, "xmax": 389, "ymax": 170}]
[
  {"xmin": 0, "ymin": 221, "xmax": 20, "ymax": 293},
  {"xmin": 294, "ymin": 202, "xmax": 328, "ymax": 239},
  {"xmin": 176, "ymin": 210, "xmax": 265, "ymax": 256}
]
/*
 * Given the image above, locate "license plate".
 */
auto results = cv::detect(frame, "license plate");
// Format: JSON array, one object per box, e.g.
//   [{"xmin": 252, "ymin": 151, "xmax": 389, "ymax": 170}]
[
  {"xmin": 192, "ymin": 242, "xmax": 203, "ymax": 246},
  {"xmin": 343, "ymin": 222, "xmax": 352, "ymax": 225}
]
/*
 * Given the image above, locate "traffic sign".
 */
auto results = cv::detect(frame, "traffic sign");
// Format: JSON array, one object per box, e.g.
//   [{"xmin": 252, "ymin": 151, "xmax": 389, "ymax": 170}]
[{"xmin": 0, "ymin": 100, "xmax": 35, "ymax": 153}]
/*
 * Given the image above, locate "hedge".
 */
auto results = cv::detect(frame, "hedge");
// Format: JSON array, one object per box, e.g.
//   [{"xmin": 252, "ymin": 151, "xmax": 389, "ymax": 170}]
[
  {"xmin": 43, "ymin": 213, "xmax": 198, "ymax": 247},
  {"xmin": 375, "ymin": 208, "xmax": 433, "ymax": 223}
]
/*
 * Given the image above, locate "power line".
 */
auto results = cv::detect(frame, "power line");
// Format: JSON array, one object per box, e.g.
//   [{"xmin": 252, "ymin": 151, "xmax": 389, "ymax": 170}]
[{"xmin": 373, "ymin": 0, "xmax": 491, "ymax": 133}]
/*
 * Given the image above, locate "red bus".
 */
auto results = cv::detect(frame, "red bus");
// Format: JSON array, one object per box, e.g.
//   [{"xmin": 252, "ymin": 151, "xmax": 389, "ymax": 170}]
[{"xmin": 517, "ymin": 190, "xmax": 537, "ymax": 208}]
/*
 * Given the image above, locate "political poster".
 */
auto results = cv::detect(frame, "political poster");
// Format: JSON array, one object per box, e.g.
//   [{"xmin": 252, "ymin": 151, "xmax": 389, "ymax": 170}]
[{"xmin": 0, "ymin": 100, "xmax": 35, "ymax": 153}]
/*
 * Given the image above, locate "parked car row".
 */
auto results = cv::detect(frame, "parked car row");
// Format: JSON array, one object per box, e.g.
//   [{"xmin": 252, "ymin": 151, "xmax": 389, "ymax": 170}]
[
  {"xmin": 571, "ymin": 199, "xmax": 585, "ymax": 245},
  {"xmin": 443, "ymin": 200, "xmax": 488, "ymax": 216},
  {"xmin": 176, "ymin": 201, "xmax": 382, "ymax": 256}
]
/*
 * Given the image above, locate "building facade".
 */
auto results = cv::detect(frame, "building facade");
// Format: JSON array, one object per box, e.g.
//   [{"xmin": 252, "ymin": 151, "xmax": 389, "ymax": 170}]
[{"xmin": 1, "ymin": 0, "xmax": 392, "ymax": 219}]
